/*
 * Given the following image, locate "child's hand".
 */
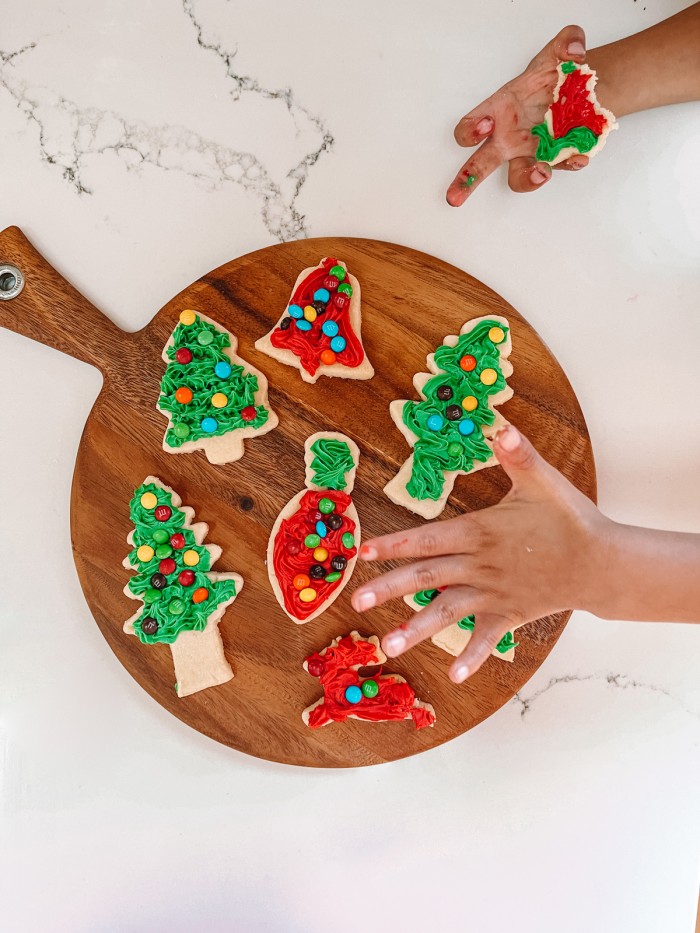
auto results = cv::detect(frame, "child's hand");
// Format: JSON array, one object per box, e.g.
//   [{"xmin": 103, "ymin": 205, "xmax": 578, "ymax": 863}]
[
  {"xmin": 446, "ymin": 25, "xmax": 590, "ymax": 206},
  {"xmin": 352, "ymin": 425, "xmax": 610, "ymax": 683}
]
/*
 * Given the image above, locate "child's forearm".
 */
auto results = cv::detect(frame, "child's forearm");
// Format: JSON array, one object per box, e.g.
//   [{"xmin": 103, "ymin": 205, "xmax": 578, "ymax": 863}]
[
  {"xmin": 588, "ymin": 2, "xmax": 700, "ymax": 117},
  {"xmin": 588, "ymin": 523, "xmax": 700, "ymax": 623}
]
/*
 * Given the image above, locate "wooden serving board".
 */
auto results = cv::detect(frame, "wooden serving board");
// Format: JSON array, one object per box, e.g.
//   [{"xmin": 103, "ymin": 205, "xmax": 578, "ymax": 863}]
[{"xmin": 0, "ymin": 226, "xmax": 596, "ymax": 768}]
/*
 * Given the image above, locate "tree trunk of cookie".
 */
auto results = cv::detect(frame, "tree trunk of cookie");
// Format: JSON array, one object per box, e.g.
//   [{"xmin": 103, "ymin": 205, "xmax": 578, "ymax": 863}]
[{"xmin": 169, "ymin": 623, "xmax": 233, "ymax": 698}]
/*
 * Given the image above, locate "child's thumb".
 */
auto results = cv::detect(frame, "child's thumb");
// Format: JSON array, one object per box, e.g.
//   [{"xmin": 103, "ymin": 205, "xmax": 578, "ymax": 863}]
[{"xmin": 493, "ymin": 424, "xmax": 552, "ymax": 491}]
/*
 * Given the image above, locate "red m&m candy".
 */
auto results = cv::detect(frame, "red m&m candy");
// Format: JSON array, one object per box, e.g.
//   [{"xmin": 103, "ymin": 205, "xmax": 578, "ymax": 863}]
[
  {"xmin": 286, "ymin": 541, "xmax": 301, "ymax": 556},
  {"xmin": 176, "ymin": 348, "xmax": 193, "ymax": 364},
  {"xmin": 178, "ymin": 569, "xmax": 196, "ymax": 586},
  {"xmin": 333, "ymin": 294, "xmax": 348, "ymax": 310},
  {"xmin": 307, "ymin": 658, "xmax": 325, "ymax": 678},
  {"xmin": 154, "ymin": 505, "xmax": 172, "ymax": 522},
  {"xmin": 241, "ymin": 406, "xmax": 256, "ymax": 422},
  {"xmin": 323, "ymin": 276, "xmax": 339, "ymax": 290},
  {"xmin": 170, "ymin": 533, "xmax": 186, "ymax": 549},
  {"xmin": 159, "ymin": 558, "xmax": 176, "ymax": 575}
]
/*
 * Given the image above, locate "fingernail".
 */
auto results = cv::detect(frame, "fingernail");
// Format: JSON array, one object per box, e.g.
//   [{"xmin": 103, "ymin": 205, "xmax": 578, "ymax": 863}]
[
  {"xmin": 476, "ymin": 117, "xmax": 493, "ymax": 135},
  {"xmin": 497, "ymin": 424, "xmax": 521, "ymax": 452},
  {"xmin": 566, "ymin": 40, "xmax": 585, "ymax": 57},
  {"xmin": 360, "ymin": 544, "xmax": 377, "ymax": 561},
  {"xmin": 355, "ymin": 591, "xmax": 376, "ymax": 611},
  {"xmin": 531, "ymin": 168, "xmax": 548, "ymax": 185},
  {"xmin": 452, "ymin": 663, "xmax": 470, "ymax": 684},
  {"xmin": 570, "ymin": 160, "xmax": 585, "ymax": 171},
  {"xmin": 383, "ymin": 632, "xmax": 407, "ymax": 656}
]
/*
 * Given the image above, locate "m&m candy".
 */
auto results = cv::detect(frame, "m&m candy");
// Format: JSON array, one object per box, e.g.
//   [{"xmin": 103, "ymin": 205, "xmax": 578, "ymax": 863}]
[
  {"xmin": 201, "ymin": 417, "xmax": 218, "ymax": 433},
  {"xmin": 303, "ymin": 305, "xmax": 317, "ymax": 322},
  {"xmin": 288, "ymin": 304, "xmax": 303, "ymax": 319},
  {"xmin": 344, "ymin": 685, "xmax": 362, "ymax": 704},
  {"xmin": 313, "ymin": 288, "xmax": 330, "ymax": 303},
  {"xmin": 170, "ymin": 533, "xmax": 186, "ymax": 549},
  {"xmin": 318, "ymin": 498, "xmax": 335, "ymax": 514},
  {"xmin": 321, "ymin": 320, "xmax": 339, "ymax": 338},
  {"xmin": 211, "ymin": 393, "xmax": 228, "ymax": 408},
  {"xmin": 179, "ymin": 309, "xmax": 196, "ymax": 326},
  {"xmin": 330, "ymin": 336, "xmax": 346, "ymax": 353},
  {"xmin": 333, "ymin": 294, "xmax": 348, "ymax": 309},
  {"xmin": 140, "ymin": 492, "xmax": 158, "ymax": 510},
  {"xmin": 240, "ymin": 406, "xmax": 256, "ymax": 422},
  {"xmin": 152, "ymin": 529, "xmax": 169, "ymax": 544},
  {"xmin": 159, "ymin": 558, "xmax": 176, "ymax": 575},
  {"xmin": 155, "ymin": 505, "xmax": 172, "ymax": 522},
  {"xmin": 489, "ymin": 326, "xmax": 505, "ymax": 344},
  {"xmin": 310, "ymin": 564, "xmax": 326, "ymax": 580},
  {"xmin": 361, "ymin": 679, "xmax": 379, "ymax": 698},
  {"xmin": 141, "ymin": 617, "xmax": 159, "ymax": 635},
  {"xmin": 320, "ymin": 349, "xmax": 336, "ymax": 365},
  {"xmin": 215, "ymin": 361, "xmax": 232, "ymax": 379},
  {"xmin": 175, "ymin": 386, "xmax": 193, "ymax": 404},
  {"xmin": 313, "ymin": 546, "xmax": 329, "ymax": 561},
  {"xmin": 427, "ymin": 414, "xmax": 444, "ymax": 431},
  {"xmin": 323, "ymin": 276, "xmax": 339, "ymax": 290},
  {"xmin": 331, "ymin": 555, "xmax": 347, "ymax": 572},
  {"xmin": 307, "ymin": 658, "xmax": 325, "ymax": 677},
  {"xmin": 327, "ymin": 514, "xmax": 343, "ymax": 531},
  {"xmin": 316, "ymin": 521, "xmax": 328, "ymax": 538},
  {"xmin": 446, "ymin": 405, "xmax": 462, "ymax": 421},
  {"xmin": 293, "ymin": 574, "xmax": 311, "ymax": 590},
  {"xmin": 286, "ymin": 541, "xmax": 301, "ymax": 556},
  {"xmin": 437, "ymin": 385, "xmax": 453, "ymax": 401},
  {"xmin": 155, "ymin": 544, "xmax": 172, "ymax": 559},
  {"xmin": 176, "ymin": 348, "xmax": 192, "ymax": 364},
  {"xmin": 173, "ymin": 423, "xmax": 190, "ymax": 439},
  {"xmin": 341, "ymin": 532, "xmax": 354, "ymax": 549},
  {"xmin": 305, "ymin": 533, "xmax": 321, "ymax": 549},
  {"xmin": 300, "ymin": 588, "xmax": 317, "ymax": 603},
  {"xmin": 137, "ymin": 545, "xmax": 155, "ymax": 562},
  {"xmin": 459, "ymin": 419, "xmax": 476, "ymax": 436},
  {"xmin": 183, "ymin": 549, "xmax": 200, "ymax": 567},
  {"xmin": 168, "ymin": 599, "xmax": 185, "ymax": 615},
  {"xmin": 448, "ymin": 442, "xmax": 463, "ymax": 458},
  {"xmin": 337, "ymin": 283, "xmax": 353, "ymax": 297},
  {"xmin": 192, "ymin": 587, "xmax": 209, "ymax": 604},
  {"xmin": 329, "ymin": 264, "xmax": 346, "ymax": 281},
  {"xmin": 178, "ymin": 569, "xmax": 196, "ymax": 586},
  {"xmin": 150, "ymin": 572, "xmax": 167, "ymax": 590},
  {"xmin": 197, "ymin": 329, "xmax": 214, "ymax": 346},
  {"xmin": 324, "ymin": 571, "xmax": 342, "ymax": 583},
  {"xmin": 296, "ymin": 319, "xmax": 312, "ymax": 331},
  {"xmin": 144, "ymin": 587, "xmax": 160, "ymax": 603},
  {"xmin": 460, "ymin": 355, "xmax": 477, "ymax": 372},
  {"xmin": 480, "ymin": 368, "xmax": 497, "ymax": 386},
  {"xmin": 462, "ymin": 396, "xmax": 478, "ymax": 412}
]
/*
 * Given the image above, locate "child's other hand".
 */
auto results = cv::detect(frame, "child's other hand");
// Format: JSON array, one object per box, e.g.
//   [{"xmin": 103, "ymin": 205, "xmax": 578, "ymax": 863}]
[
  {"xmin": 352, "ymin": 425, "xmax": 610, "ymax": 683},
  {"xmin": 446, "ymin": 25, "xmax": 590, "ymax": 206}
]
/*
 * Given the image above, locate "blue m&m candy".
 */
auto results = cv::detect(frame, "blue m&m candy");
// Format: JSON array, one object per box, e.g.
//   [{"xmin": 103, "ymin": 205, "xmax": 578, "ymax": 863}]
[
  {"xmin": 344, "ymin": 685, "xmax": 362, "ymax": 704},
  {"xmin": 288, "ymin": 304, "xmax": 303, "ymax": 319},
  {"xmin": 427, "ymin": 414, "xmax": 444, "ymax": 431},
  {"xmin": 296, "ymin": 319, "xmax": 312, "ymax": 331},
  {"xmin": 322, "ymin": 320, "xmax": 339, "ymax": 338},
  {"xmin": 316, "ymin": 520, "xmax": 327, "ymax": 538},
  {"xmin": 330, "ymin": 336, "xmax": 346, "ymax": 353},
  {"xmin": 459, "ymin": 419, "xmax": 476, "ymax": 436},
  {"xmin": 201, "ymin": 417, "xmax": 218, "ymax": 433},
  {"xmin": 314, "ymin": 288, "xmax": 330, "ymax": 303},
  {"xmin": 214, "ymin": 361, "xmax": 232, "ymax": 379}
]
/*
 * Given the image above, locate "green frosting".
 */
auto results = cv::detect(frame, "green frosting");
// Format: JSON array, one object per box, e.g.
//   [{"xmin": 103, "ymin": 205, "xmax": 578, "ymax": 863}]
[
  {"xmin": 413, "ymin": 589, "xmax": 518, "ymax": 654},
  {"xmin": 531, "ymin": 123, "xmax": 597, "ymax": 162},
  {"xmin": 561, "ymin": 60, "xmax": 577, "ymax": 74},
  {"xmin": 158, "ymin": 314, "xmax": 269, "ymax": 446},
  {"xmin": 126, "ymin": 481, "xmax": 236, "ymax": 645},
  {"xmin": 401, "ymin": 319, "xmax": 510, "ymax": 501},
  {"xmin": 309, "ymin": 438, "xmax": 355, "ymax": 490}
]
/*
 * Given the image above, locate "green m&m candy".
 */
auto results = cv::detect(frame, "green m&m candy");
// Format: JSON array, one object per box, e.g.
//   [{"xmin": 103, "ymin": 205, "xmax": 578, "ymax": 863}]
[
  {"xmin": 152, "ymin": 529, "xmax": 169, "ymax": 545},
  {"xmin": 361, "ymin": 679, "xmax": 379, "ymax": 698},
  {"xmin": 318, "ymin": 498, "xmax": 335, "ymax": 514},
  {"xmin": 447, "ymin": 442, "xmax": 463, "ymax": 458},
  {"xmin": 337, "ymin": 283, "xmax": 353, "ymax": 297},
  {"xmin": 341, "ymin": 532, "xmax": 355, "ymax": 549},
  {"xmin": 168, "ymin": 599, "xmax": 185, "ymax": 615},
  {"xmin": 329, "ymin": 264, "xmax": 346, "ymax": 281},
  {"xmin": 144, "ymin": 587, "xmax": 160, "ymax": 603},
  {"xmin": 174, "ymin": 422, "xmax": 190, "ymax": 439},
  {"xmin": 197, "ymin": 329, "xmax": 214, "ymax": 346},
  {"xmin": 324, "ymin": 571, "xmax": 342, "ymax": 583},
  {"xmin": 304, "ymin": 533, "xmax": 321, "ymax": 549},
  {"xmin": 155, "ymin": 544, "xmax": 172, "ymax": 559}
]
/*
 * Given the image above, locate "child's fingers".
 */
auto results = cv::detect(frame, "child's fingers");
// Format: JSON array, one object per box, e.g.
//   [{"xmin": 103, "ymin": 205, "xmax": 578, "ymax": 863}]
[
  {"xmin": 507, "ymin": 156, "xmax": 552, "ymax": 192},
  {"xmin": 446, "ymin": 140, "xmax": 504, "ymax": 206},
  {"xmin": 454, "ymin": 108, "xmax": 495, "ymax": 148},
  {"xmin": 381, "ymin": 586, "xmax": 480, "ymax": 658},
  {"xmin": 532, "ymin": 24, "xmax": 586, "ymax": 68},
  {"xmin": 449, "ymin": 616, "xmax": 509, "ymax": 683},
  {"xmin": 552, "ymin": 154, "xmax": 589, "ymax": 171},
  {"xmin": 359, "ymin": 514, "xmax": 470, "ymax": 562},
  {"xmin": 352, "ymin": 555, "xmax": 471, "ymax": 613}
]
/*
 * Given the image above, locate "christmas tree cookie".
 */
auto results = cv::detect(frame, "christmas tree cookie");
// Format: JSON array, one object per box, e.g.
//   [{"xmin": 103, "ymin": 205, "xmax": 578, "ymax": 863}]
[
  {"xmin": 404, "ymin": 589, "xmax": 519, "ymax": 662},
  {"xmin": 122, "ymin": 477, "xmax": 242, "ymax": 698},
  {"xmin": 267, "ymin": 432, "xmax": 360, "ymax": 625},
  {"xmin": 302, "ymin": 631, "xmax": 436, "ymax": 730},
  {"xmin": 254, "ymin": 257, "xmax": 374, "ymax": 383},
  {"xmin": 158, "ymin": 310, "xmax": 278, "ymax": 465},
  {"xmin": 384, "ymin": 315, "xmax": 514, "ymax": 519},
  {"xmin": 531, "ymin": 61, "xmax": 617, "ymax": 166}
]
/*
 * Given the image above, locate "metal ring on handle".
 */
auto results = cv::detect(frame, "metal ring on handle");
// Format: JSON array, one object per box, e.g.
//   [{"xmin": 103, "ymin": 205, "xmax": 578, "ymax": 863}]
[{"xmin": 0, "ymin": 264, "xmax": 24, "ymax": 301}]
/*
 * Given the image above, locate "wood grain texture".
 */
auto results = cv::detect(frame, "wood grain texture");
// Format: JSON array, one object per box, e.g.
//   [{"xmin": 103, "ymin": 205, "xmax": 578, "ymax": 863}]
[{"xmin": 0, "ymin": 226, "xmax": 596, "ymax": 767}]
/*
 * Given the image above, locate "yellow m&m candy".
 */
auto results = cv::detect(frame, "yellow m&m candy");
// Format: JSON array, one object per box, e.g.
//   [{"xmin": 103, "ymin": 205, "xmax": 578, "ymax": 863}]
[
  {"xmin": 488, "ymin": 326, "xmax": 505, "ymax": 344},
  {"xmin": 480, "ymin": 368, "xmax": 498, "ymax": 386},
  {"xmin": 462, "ymin": 395, "xmax": 478, "ymax": 412},
  {"xmin": 299, "ymin": 588, "xmax": 317, "ymax": 603},
  {"xmin": 303, "ymin": 305, "xmax": 317, "ymax": 322},
  {"xmin": 137, "ymin": 545, "xmax": 155, "ymax": 562},
  {"xmin": 313, "ymin": 547, "xmax": 329, "ymax": 562},
  {"xmin": 183, "ymin": 549, "xmax": 200, "ymax": 567},
  {"xmin": 179, "ymin": 309, "xmax": 197, "ymax": 326},
  {"xmin": 211, "ymin": 392, "xmax": 228, "ymax": 409},
  {"xmin": 140, "ymin": 491, "xmax": 158, "ymax": 510}
]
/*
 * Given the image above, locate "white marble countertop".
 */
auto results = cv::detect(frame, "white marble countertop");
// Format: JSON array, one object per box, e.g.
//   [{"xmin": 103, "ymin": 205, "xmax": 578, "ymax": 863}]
[{"xmin": 2, "ymin": 1, "xmax": 699, "ymax": 930}]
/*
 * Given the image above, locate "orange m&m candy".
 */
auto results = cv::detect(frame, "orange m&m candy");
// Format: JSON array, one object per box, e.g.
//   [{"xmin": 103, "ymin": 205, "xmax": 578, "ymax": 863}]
[
  {"xmin": 192, "ymin": 587, "xmax": 209, "ymax": 604},
  {"xmin": 293, "ymin": 574, "xmax": 310, "ymax": 590},
  {"xmin": 459, "ymin": 355, "xmax": 477, "ymax": 372},
  {"xmin": 175, "ymin": 386, "xmax": 193, "ymax": 404},
  {"xmin": 320, "ymin": 349, "xmax": 336, "ymax": 365}
]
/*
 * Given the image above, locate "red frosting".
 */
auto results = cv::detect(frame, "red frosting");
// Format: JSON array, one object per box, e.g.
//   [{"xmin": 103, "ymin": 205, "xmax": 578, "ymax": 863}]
[
  {"xmin": 551, "ymin": 68, "xmax": 608, "ymax": 140},
  {"xmin": 270, "ymin": 257, "xmax": 365, "ymax": 377},
  {"xmin": 272, "ymin": 490, "xmax": 357, "ymax": 621},
  {"xmin": 304, "ymin": 635, "xmax": 435, "ymax": 730}
]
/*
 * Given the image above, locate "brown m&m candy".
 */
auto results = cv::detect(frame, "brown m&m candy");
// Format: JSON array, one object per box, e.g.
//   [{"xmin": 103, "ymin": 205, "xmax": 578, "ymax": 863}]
[
  {"xmin": 326, "ymin": 513, "xmax": 343, "ymax": 531},
  {"xmin": 150, "ymin": 572, "xmax": 167, "ymax": 590},
  {"xmin": 437, "ymin": 384, "xmax": 453, "ymax": 401},
  {"xmin": 155, "ymin": 505, "xmax": 172, "ymax": 522},
  {"xmin": 330, "ymin": 555, "xmax": 347, "ymax": 572},
  {"xmin": 309, "ymin": 564, "xmax": 326, "ymax": 579},
  {"xmin": 279, "ymin": 317, "xmax": 292, "ymax": 330},
  {"xmin": 445, "ymin": 404, "xmax": 462, "ymax": 421},
  {"xmin": 141, "ymin": 617, "xmax": 159, "ymax": 635}
]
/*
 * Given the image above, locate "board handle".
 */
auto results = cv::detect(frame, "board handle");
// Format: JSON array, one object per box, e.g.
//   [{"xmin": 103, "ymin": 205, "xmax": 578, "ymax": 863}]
[{"xmin": 0, "ymin": 225, "xmax": 132, "ymax": 375}]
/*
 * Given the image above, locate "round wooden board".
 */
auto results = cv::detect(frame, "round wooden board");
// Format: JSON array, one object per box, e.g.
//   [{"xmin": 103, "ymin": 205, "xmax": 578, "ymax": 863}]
[{"xmin": 0, "ymin": 228, "xmax": 596, "ymax": 767}]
